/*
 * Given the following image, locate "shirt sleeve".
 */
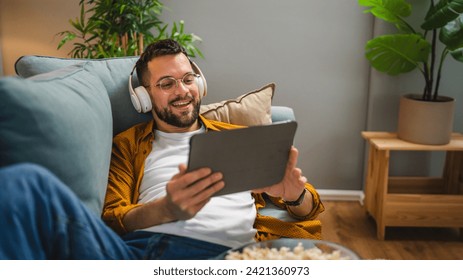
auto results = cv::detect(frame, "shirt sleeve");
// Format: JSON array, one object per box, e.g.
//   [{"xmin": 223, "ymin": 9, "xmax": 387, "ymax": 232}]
[
  {"xmin": 259, "ymin": 182, "xmax": 325, "ymax": 221},
  {"xmin": 101, "ymin": 134, "xmax": 142, "ymax": 235},
  {"xmin": 252, "ymin": 183, "xmax": 325, "ymax": 241}
]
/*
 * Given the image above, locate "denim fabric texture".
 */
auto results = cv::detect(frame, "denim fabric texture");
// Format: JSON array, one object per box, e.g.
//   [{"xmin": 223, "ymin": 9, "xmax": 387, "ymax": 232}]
[{"xmin": 0, "ymin": 163, "xmax": 230, "ymax": 260}]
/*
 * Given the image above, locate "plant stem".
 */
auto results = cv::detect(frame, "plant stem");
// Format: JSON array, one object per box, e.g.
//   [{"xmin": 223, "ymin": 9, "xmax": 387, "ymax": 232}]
[
  {"xmin": 422, "ymin": 0, "xmax": 437, "ymax": 101},
  {"xmin": 138, "ymin": 33, "xmax": 144, "ymax": 55},
  {"xmin": 429, "ymin": 27, "xmax": 437, "ymax": 100},
  {"xmin": 433, "ymin": 48, "xmax": 449, "ymax": 100},
  {"xmin": 422, "ymin": 62, "xmax": 432, "ymax": 100}
]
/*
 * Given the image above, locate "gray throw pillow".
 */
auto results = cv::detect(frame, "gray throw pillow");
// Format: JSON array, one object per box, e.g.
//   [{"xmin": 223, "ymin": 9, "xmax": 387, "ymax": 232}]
[
  {"xmin": 0, "ymin": 63, "xmax": 112, "ymax": 215},
  {"xmin": 15, "ymin": 56, "xmax": 149, "ymax": 136}
]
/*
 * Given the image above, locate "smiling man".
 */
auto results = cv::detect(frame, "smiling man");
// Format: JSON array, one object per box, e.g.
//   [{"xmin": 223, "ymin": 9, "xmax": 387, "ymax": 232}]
[
  {"xmin": 143, "ymin": 51, "xmax": 202, "ymax": 131},
  {"xmin": 0, "ymin": 39, "xmax": 324, "ymax": 260},
  {"xmin": 102, "ymin": 39, "xmax": 324, "ymax": 259}
]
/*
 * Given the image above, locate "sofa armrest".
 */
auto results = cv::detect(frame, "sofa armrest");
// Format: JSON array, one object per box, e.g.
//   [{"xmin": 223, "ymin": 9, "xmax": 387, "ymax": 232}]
[{"xmin": 271, "ymin": 106, "xmax": 296, "ymax": 123}]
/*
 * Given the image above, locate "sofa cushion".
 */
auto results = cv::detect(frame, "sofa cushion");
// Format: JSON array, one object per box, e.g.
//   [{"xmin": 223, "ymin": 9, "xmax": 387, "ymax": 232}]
[
  {"xmin": 270, "ymin": 105, "xmax": 296, "ymax": 123},
  {"xmin": 15, "ymin": 56, "xmax": 277, "ymax": 132},
  {"xmin": 16, "ymin": 56, "xmax": 148, "ymax": 136},
  {"xmin": 0, "ymin": 63, "xmax": 113, "ymax": 215},
  {"xmin": 200, "ymin": 83, "xmax": 274, "ymax": 126}
]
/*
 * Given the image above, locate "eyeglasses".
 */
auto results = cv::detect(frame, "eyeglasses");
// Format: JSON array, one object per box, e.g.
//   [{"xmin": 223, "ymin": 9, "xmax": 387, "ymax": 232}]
[{"xmin": 153, "ymin": 73, "xmax": 199, "ymax": 93}]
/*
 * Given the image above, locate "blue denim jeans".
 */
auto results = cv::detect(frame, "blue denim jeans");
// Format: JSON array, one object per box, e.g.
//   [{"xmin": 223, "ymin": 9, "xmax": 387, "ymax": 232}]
[
  {"xmin": 0, "ymin": 163, "xmax": 230, "ymax": 260},
  {"xmin": 123, "ymin": 231, "xmax": 230, "ymax": 260}
]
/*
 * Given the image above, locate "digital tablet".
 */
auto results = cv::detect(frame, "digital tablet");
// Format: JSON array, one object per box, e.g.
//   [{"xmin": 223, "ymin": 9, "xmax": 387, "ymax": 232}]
[{"xmin": 187, "ymin": 120, "xmax": 298, "ymax": 196}]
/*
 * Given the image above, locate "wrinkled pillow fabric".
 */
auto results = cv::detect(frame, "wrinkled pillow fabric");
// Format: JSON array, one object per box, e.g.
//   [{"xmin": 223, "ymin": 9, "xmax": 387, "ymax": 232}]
[
  {"xmin": 15, "ymin": 55, "xmax": 148, "ymax": 136},
  {"xmin": 0, "ymin": 63, "xmax": 112, "ymax": 215},
  {"xmin": 200, "ymin": 83, "xmax": 275, "ymax": 126}
]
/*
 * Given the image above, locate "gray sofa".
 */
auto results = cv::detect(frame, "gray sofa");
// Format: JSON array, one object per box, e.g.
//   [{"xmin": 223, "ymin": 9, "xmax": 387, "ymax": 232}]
[{"xmin": 0, "ymin": 55, "xmax": 295, "ymax": 216}]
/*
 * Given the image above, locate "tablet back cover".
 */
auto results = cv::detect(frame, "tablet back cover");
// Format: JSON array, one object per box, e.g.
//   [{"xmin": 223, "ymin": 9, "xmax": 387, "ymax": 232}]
[{"xmin": 187, "ymin": 121, "xmax": 297, "ymax": 196}]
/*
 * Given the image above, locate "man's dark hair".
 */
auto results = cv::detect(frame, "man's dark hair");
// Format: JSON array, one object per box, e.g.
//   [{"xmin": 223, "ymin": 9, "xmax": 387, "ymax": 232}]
[{"xmin": 135, "ymin": 39, "xmax": 189, "ymax": 87}]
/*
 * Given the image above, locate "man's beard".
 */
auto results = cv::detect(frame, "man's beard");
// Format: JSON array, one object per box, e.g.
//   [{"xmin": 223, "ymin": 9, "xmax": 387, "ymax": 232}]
[{"xmin": 153, "ymin": 97, "xmax": 201, "ymax": 128}]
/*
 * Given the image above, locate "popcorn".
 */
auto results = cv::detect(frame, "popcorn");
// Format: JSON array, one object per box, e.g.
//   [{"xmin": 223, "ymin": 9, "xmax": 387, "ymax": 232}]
[{"xmin": 225, "ymin": 242, "xmax": 350, "ymax": 260}]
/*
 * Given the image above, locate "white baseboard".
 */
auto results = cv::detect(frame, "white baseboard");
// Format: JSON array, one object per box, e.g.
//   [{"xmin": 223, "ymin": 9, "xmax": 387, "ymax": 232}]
[{"xmin": 318, "ymin": 189, "xmax": 364, "ymax": 204}]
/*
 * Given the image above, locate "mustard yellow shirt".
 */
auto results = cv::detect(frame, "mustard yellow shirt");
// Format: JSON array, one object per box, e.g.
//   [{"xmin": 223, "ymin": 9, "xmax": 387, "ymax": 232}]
[{"xmin": 102, "ymin": 115, "xmax": 325, "ymax": 241}]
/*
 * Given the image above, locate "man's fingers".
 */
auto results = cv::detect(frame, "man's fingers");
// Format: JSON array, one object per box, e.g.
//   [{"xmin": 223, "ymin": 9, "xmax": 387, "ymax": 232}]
[
  {"xmin": 169, "ymin": 168, "xmax": 224, "ymax": 204},
  {"xmin": 188, "ymin": 172, "xmax": 224, "ymax": 199},
  {"xmin": 286, "ymin": 147, "xmax": 298, "ymax": 171},
  {"xmin": 191, "ymin": 180, "xmax": 225, "ymax": 203},
  {"xmin": 178, "ymin": 164, "xmax": 187, "ymax": 174},
  {"xmin": 177, "ymin": 167, "xmax": 212, "ymax": 187},
  {"xmin": 171, "ymin": 164, "xmax": 188, "ymax": 180}
]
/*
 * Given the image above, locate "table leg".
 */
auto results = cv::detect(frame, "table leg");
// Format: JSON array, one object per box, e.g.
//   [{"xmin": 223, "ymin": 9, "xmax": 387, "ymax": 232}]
[
  {"xmin": 364, "ymin": 144, "xmax": 376, "ymax": 215},
  {"xmin": 375, "ymin": 149, "xmax": 390, "ymax": 241},
  {"xmin": 443, "ymin": 151, "xmax": 463, "ymax": 194}
]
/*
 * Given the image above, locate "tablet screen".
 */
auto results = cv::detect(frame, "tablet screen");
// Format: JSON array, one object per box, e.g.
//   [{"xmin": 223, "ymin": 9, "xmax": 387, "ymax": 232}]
[{"xmin": 187, "ymin": 121, "xmax": 297, "ymax": 196}]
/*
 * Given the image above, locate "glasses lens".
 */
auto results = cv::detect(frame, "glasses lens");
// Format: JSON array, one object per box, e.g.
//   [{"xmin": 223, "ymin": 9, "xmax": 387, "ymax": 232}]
[
  {"xmin": 157, "ymin": 73, "xmax": 198, "ymax": 92},
  {"xmin": 182, "ymin": 73, "xmax": 197, "ymax": 86},
  {"xmin": 158, "ymin": 78, "xmax": 176, "ymax": 91}
]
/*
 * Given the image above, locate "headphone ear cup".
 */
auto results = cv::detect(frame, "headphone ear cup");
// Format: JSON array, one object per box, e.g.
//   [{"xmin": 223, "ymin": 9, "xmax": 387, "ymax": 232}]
[
  {"xmin": 133, "ymin": 86, "xmax": 152, "ymax": 113},
  {"xmin": 130, "ymin": 93, "xmax": 142, "ymax": 113},
  {"xmin": 129, "ymin": 73, "xmax": 142, "ymax": 113},
  {"xmin": 129, "ymin": 69, "xmax": 152, "ymax": 113},
  {"xmin": 196, "ymin": 76, "xmax": 206, "ymax": 98},
  {"xmin": 190, "ymin": 60, "xmax": 207, "ymax": 98}
]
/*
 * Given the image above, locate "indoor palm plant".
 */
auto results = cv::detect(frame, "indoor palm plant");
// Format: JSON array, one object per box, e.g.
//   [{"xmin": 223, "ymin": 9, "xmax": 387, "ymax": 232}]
[
  {"xmin": 359, "ymin": 0, "xmax": 463, "ymax": 144},
  {"xmin": 57, "ymin": 0, "xmax": 203, "ymax": 58}
]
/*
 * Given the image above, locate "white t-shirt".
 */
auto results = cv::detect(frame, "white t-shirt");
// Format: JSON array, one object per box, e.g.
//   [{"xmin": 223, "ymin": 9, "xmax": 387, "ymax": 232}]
[{"xmin": 138, "ymin": 125, "xmax": 257, "ymax": 248}]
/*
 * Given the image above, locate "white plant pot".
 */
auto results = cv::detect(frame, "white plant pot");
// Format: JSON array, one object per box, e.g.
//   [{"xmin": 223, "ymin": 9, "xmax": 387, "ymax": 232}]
[{"xmin": 397, "ymin": 94, "xmax": 455, "ymax": 145}]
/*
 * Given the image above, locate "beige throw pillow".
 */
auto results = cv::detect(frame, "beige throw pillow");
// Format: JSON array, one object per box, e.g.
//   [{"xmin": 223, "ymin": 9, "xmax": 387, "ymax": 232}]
[{"xmin": 200, "ymin": 83, "xmax": 275, "ymax": 126}]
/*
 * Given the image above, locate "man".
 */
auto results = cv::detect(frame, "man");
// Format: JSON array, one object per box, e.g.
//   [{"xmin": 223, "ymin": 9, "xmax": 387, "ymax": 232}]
[
  {"xmin": 102, "ymin": 39, "xmax": 324, "ymax": 259},
  {"xmin": 0, "ymin": 39, "xmax": 323, "ymax": 260}
]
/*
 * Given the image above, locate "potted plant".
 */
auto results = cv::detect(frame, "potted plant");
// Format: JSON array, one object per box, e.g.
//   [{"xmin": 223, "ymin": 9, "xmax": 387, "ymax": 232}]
[
  {"xmin": 359, "ymin": 0, "xmax": 463, "ymax": 144},
  {"xmin": 57, "ymin": 0, "xmax": 203, "ymax": 58}
]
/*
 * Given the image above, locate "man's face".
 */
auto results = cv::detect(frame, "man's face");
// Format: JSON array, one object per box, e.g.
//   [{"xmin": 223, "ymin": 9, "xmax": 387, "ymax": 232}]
[{"xmin": 146, "ymin": 53, "xmax": 201, "ymax": 132}]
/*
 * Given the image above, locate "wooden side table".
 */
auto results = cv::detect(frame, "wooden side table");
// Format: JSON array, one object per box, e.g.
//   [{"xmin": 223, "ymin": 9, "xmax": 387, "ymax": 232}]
[{"xmin": 362, "ymin": 132, "xmax": 463, "ymax": 240}]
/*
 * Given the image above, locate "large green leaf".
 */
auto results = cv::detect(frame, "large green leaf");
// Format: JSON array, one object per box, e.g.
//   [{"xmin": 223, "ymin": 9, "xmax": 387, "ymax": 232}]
[
  {"xmin": 440, "ymin": 14, "xmax": 463, "ymax": 49},
  {"xmin": 422, "ymin": 0, "xmax": 463, "ymax": 30},
  {"xmin": 365, "ymin": 34, "xmax": 431, "ymax": 75},
  {"xmin": 359, "ymin": 0, "xmax": 413, "ymax": 32},
  {"xmin": 450, "ymin": 48, "xmax": 463, "ymax": 61},
  {"xmin": 359, "ymin": 0, "xmax": 411, "ymax": 23}
]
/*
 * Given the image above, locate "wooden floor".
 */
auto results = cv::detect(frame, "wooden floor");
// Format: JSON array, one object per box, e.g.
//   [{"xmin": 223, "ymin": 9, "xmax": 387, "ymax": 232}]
[{"xmin": 318, "ymin": 200, "xmax": 463, "ymax": 260}]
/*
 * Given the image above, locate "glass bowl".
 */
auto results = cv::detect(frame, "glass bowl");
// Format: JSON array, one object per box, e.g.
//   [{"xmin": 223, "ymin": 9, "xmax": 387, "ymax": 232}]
[{"xmin": 222, "ymin": 238, "xmax": 360, "ymax": 260}]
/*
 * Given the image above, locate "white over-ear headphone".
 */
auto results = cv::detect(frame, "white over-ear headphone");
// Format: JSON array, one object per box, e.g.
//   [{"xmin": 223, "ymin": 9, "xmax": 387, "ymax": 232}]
[{"xmin": 128, "ymin": 59, "xmax": 207, "ymax": 113}]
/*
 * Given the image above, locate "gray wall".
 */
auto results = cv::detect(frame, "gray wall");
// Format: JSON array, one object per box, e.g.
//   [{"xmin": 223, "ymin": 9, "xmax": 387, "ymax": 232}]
[{"xmin": 161, "ymin": 0, "xmax": 463, "ymax": 190}]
